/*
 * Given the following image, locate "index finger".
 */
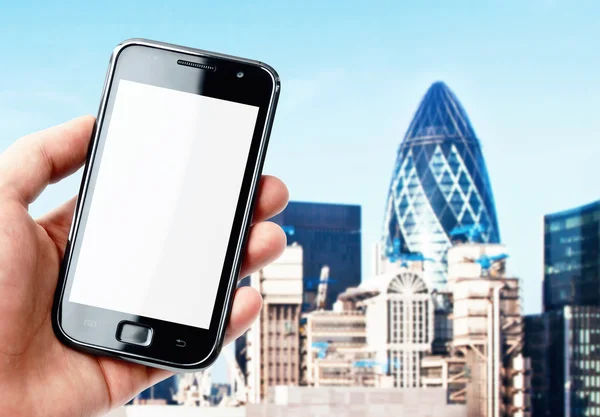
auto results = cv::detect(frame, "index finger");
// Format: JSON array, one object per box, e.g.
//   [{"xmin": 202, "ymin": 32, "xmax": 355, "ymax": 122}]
[{"xmin": 0, "ymin": 115, "xmax": 94, "ymax": 205}]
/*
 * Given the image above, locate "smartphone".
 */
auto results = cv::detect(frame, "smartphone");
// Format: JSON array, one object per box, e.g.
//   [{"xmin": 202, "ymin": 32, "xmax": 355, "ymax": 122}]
[{"xmin": 52, "ymin": 39, "xmax": 280, "ymax": 371}]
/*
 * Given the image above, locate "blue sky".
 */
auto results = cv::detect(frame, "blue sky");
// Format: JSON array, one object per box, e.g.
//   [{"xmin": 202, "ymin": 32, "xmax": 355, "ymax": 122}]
[{"xmin": 1, "ymin": 0, "xmax": 599, "ymax": 381}]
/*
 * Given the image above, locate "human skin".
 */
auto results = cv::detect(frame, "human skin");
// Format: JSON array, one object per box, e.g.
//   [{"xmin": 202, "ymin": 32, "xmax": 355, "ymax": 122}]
[{"xmin": 0, "ymin": 116, "xmax": 289, "ymax": 417}]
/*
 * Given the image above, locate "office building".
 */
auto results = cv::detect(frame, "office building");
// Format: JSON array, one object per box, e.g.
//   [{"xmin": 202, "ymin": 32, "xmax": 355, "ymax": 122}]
[
  {"xmin": 338, "ymin": 265, "xmax": 435, "ymax": 389},
  {"xmin": 246, "ymin": 386, "xmax": 466, "ymax": 417},
  {"xmin": 524, "ymin": 199, "xmax": 600, "ymax": 417},
  {"xmin": 238, "ymin": 201, "xmax": 360, "ymax": 377},
  {"xmin": 381, "ymin": 81, "xmax": 501, "ymax": 287},
  {"xmin": 301, "ymin": 309, "xmax": 376, "ymax": 387},
  {"xmin": 301, "ymin": 255, "xmax": 434, "ymax": 389},
  {"xmin": 543, "ymin": 200, "xmax": 600, "ymax": 311},
  {"xmin": 301, "ymin": 252, "xmax": 434, "ymax": 390},
  {"xmin": 270, "ymin": 201, "xmax": 361, "ymax": 311},
  {"xmin": 245, "ymin": 244, "xmax": 303, "ymax": 403},
  {"xmin": 420, "ymin": 354, "xmax": 468, "ymax": 404},
  {"xmin": 446, "ymin": 243, "xmax": 530, "ymax": 417},
  {"xmin": 525, "ymin": 306, "xmax": 600, "ymax": 417}
]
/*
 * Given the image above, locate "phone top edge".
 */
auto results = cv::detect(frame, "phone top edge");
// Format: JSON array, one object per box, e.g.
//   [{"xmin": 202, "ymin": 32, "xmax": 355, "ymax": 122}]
[{"xmin": 115, "ymin": 38, "xmax": 281, "ymax": 87}]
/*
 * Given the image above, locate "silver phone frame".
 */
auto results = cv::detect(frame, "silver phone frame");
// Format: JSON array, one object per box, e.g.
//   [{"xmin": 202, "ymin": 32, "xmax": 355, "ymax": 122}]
[{"xmin": 53, "ymin": 38, "xmax": 280, "ymax": 371}]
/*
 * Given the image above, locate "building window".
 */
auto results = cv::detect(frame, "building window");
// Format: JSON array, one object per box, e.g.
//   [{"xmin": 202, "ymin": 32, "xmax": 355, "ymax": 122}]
[{"xmin": 565, "ymin": 216, "xmax": 583, "ymax": 229}]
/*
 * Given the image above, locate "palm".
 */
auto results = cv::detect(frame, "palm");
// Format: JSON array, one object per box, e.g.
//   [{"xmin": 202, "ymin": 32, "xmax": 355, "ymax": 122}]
[
  {"xmin": 0, "ymin": 197, "xmax": 150, "ymax": 416},
  {"xmin": 0, "ymin": 116, "xmax": 288, "ymax": 417}
]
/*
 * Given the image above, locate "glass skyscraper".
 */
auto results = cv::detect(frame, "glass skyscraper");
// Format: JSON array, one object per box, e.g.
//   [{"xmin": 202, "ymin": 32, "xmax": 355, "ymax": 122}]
[
  {"xmin": 525, "ymin": 200, "xmax": 600, "ymax": 417},
  {"xmin": 525, "ymin": 306, "xmax": 600, "ymax": 417},
  {"xmin": 270, "ymin": 201, "xmax": 362, "ymax": 311},
  {"xmin": 237, "ymin": 201, "xmax": 361, "ymax": 378},
  {"xmin": 381, "ymin": 81, "xmax": 500, "ymax": 287},
  {"xmin": 543, "ymin": 200, "xmax": 600, "ymax": 311}
]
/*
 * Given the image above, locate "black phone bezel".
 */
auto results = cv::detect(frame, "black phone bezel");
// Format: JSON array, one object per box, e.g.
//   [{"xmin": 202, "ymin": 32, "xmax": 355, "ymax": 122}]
[{"xmin": 51, "ymin": 39, "xmax": 280, "ymax": 371}]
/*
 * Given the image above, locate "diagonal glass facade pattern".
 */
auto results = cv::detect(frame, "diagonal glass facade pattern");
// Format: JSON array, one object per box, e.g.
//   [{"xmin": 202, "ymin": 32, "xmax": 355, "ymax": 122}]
[{"xmin": 382, "ymin": 82, "xmax": 500, "ymax": 287}]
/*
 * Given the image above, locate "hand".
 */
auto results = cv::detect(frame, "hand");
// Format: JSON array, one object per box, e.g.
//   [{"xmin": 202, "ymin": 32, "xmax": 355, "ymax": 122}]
[{"xmin": 0, "ymin": 116, "xmax": 288, "ymax": 417}]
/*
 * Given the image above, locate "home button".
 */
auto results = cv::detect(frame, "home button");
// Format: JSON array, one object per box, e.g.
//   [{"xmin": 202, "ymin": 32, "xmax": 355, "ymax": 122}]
[{"xmin": 116, "ymin": 322, "xmax": 153, "ymax": 347}]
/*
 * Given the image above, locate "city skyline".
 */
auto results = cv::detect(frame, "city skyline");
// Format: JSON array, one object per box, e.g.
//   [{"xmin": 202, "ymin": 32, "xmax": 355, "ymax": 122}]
[
  {"xmin": 2, "ymin": 1, "xmax": 598, "ymax": 317},
  {"xmin": 0, "ymin": 1, "xmax": 598, "ymax": 386}
]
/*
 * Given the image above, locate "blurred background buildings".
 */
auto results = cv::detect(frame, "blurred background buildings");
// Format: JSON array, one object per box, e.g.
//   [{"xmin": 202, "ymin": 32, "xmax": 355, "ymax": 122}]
[
  {"xmin": 128, "ymin": 81, "xmax": 599, "ymax": 417},
  {"xmin": 270, "ymin": 201, "xmax": 362, "ymax": 311},
  {"xmin": 524, "ymin": 201, "xmax": 600, "ymax": 417}
]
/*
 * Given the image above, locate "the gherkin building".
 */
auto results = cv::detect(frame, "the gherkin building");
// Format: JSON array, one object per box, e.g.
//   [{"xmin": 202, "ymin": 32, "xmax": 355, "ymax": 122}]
[{"xmin": 382, "ymin": 81, "xmax": 500, "ymax": 287}]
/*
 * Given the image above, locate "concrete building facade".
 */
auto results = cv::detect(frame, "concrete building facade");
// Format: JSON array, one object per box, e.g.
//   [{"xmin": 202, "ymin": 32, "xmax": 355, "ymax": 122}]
[
  {"xmin": 446, "ymin": 243, "xmax": 530, "ymax": 417},
  {"xmin": 246, "ymin": 386, "xmax": 466, "ymax": 417},
  {"xmin": 364, "ymin": 270, "xmax": 434, "ymax": 388},
  {"xmin": 420, "ymin": 354, "xmax": 468, "ymax": 404},
  {"xmin": 336, "ymin": 266, "xmax": 435, "ymax": 389},
  {"xmin": 301, "ymin": 309, "xmax": 375, "ymax": 387},
  {"xmin": 246, "ymin": 244, "xmax": 304, "ymax": 403}
]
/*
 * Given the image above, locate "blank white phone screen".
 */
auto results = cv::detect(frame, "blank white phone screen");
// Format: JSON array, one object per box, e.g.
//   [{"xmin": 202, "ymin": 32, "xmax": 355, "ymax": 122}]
[{"xmin": 69, "ymin": 80, "xmax": 259, "ymax": 329}]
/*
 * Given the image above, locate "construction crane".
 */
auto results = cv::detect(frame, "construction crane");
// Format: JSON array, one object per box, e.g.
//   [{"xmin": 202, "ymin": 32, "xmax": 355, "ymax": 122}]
[
  {"xmin": 281, "ymin": 225, "xmax": 295, "ymax": 236},
  {"xmin": 386, "ymin": 237, "xmax": 403, "ymax": 261},
  {"xmin": 352, "ymin": 358, "xmax": 400, "ymax": 374},
  {"xmin": 477, "ymin": 253, "xmax": 508, "ymax": 276},
  {"xmin": 301, "ymin": 266, "xmax": 335, "ymax": 311},
  {"xmin": 464, "ymin": 253, "xmax": 509, "ymax": 277},
  {"xmin": 312, "ymin": 341, "xmax": 330, "ymax": 359},
  {"xmin": 304, "ymin": 275, "xmax": 337, "ymax": 291},
  {"xmin": 475, "ymin": 253, "xmax": 508, "ymax": 270},
  {"xmin": 450, "ymin": 224, "xmax": 484, "ymax": 243},
  {"xmin": 353, "ymin": 359, "xmax": 382, "ymax": 368},
  {"xmin": 315, "ymin": 265, "xmax": 330, "ymax": 311},
  {"xmin": 387, "ymin": 237, "xmax": 433, "ymax": 267}
]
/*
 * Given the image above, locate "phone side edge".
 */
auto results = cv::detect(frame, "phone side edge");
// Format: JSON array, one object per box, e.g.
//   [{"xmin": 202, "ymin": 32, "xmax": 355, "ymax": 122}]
[
  {"xmin": 51, "ymin": 43, "xmax": 126, "ymax": 350},
  {"xmin": 187, "ymin": 65, "xmax": 282, "ymax": 371}
]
